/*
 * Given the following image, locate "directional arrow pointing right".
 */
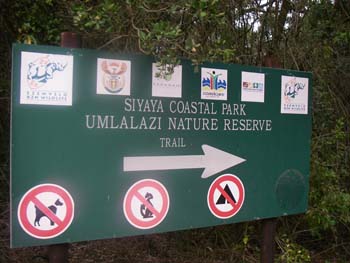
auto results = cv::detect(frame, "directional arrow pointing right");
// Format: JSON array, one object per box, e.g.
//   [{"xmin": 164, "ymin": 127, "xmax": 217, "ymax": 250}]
[{"xmin": 123, "ymin": 144, "xmax": 246, "ymax": 179}]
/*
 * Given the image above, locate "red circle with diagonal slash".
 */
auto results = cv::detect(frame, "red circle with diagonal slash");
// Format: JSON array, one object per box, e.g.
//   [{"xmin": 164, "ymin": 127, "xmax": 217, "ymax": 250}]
[
  {"xmin": 207, "ymin": 174, "xmax": 245, "ymax": 219},
  {"xmin": 17, "ymin": 184, "xmax": 74, "ymax": 239},
  {"xmin": 123, "ymin": 179, "xmax": 169, "ymax": 229}
]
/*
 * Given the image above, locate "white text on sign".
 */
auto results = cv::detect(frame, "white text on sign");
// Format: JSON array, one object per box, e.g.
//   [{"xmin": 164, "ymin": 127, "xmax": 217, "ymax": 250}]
[{"xmin": 160, "ymin": 137, "xmax": 186, "ymax": 148}]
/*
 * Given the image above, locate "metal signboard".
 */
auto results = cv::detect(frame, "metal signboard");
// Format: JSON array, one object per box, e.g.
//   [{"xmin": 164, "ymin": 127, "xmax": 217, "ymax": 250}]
[{"xmin": 11, "ymin": 44, "xmax": 312, "ymax": 247}]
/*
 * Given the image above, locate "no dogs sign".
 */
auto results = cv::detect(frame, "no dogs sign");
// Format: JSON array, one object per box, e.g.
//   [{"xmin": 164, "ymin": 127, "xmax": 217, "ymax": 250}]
[
  {"xmin": 17, "ymin": 184, "xmax": 74, "ymax": 239},
  {"xmin": 123, "ymin": 179, "xmax": 169, "ymax": 229}
]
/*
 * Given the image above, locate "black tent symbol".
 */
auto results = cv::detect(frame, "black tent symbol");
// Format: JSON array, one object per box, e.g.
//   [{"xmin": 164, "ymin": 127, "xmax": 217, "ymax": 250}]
[{"xmin": 216, "ymin": 184, "xmax": 237, "ymax": 205}]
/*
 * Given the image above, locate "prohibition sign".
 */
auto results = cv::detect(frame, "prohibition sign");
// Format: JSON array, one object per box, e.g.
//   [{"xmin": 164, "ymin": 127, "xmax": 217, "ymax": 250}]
[
  {"xmin": 207, "ymin": 174, "xmax": 245, "ymax": 219},
  {"xmin": 17, "ymin": 184, "xmax": 74, "ymax": 239},
  {"xmin": 123, "ymin": 179, "xmax": 169, "ymax": 229}
]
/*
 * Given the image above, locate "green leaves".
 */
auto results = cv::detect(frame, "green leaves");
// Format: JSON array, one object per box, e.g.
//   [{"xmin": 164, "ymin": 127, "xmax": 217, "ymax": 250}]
[
  {"xmin": 277, "ymin": 235, "xmax": 311, "ymax": 263},
  {"xmin": 72, "ymin": 0, "xmax": 121, "ymax": 33},
  {"xmin": 14, "ymin": 0, "xmax": 62, "ymax": 44},
  {"xmin": 137, "ymin": 21, "xmax": 182, "ymax": 66}
]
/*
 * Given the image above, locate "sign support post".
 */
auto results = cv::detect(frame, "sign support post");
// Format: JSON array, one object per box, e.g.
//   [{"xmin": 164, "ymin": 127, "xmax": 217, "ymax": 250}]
[
  {"xmin": 259, "ymin": 55, "xmax": 280, "ymax": 263},
  {"xmin": 261, "ymin": 218, "xmax": 277, "ymax": 263},
  {"xmin": 47, "ymin": 243, "xmax": 70, "ymax": 263},
  {"xmin": 46, "ymin": 32, "xmax": 81, "ymax": 263}
]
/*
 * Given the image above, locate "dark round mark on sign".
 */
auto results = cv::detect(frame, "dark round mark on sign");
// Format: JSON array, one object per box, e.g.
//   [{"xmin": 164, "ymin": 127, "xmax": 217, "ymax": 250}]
[
  {"xmin": 275, "ymin": 169, "xmax": 306, "ymax": 211},
  {"xmin": 17, "ymin": 184, "xmax": 74, "ymax": 239}
]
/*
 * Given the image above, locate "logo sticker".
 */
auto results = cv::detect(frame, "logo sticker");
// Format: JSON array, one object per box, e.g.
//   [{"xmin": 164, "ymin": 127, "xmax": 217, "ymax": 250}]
[
  {"xmin": 281, "ymin": 76, "xmax": 309, "ymax": 114},
  {"xmin": 152, "ymin": 63, "xmax": 182, "ymax": 98},
  {"xmin": 96, "ymin": 58, "xmax": 131, "ymax": 95},
  {"xmin": 241, "ymin": 71, "xmax": 265, "ymax": 103},
  {"xmin": 201, "ymin": 67, "xmax": 227, "ymax": 101},
  {"xmin": 20, "ymin": 52, "xmax": 73, "ymax": 106}
]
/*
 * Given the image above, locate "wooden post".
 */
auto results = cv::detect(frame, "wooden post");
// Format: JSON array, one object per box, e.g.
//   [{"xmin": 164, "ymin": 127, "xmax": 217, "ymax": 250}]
[
  {"xmin": 260, "ymin": 54, "xmax": 280, "ymax": 263},
  {"xmin": 47, "ymin": 243, "xmax": 70, "ymax": 263},
  {"xmin": 260, "ymin": 218, "xmax": 277, "ymax": 263},
  {"xmin": 47, "ymin": 32, "xmax": 82, "ymax": 263},
  {"xmin": 60, "ymin": 32, "xmax": 82, "ymax": 48}
]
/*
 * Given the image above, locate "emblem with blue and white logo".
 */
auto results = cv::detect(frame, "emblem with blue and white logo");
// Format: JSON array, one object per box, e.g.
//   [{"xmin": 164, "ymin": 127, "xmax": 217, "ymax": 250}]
[{"xmin": 20, "ymin": 52, "xmax": 73, "ymax": 106}]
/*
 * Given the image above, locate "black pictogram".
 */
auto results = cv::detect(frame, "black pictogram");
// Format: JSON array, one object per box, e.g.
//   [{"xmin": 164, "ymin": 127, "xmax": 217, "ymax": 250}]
[
  {"xmin": 140, "ymin": 192, "xmax": 154, "ymax": 218},
  {"xmin": 216, "ymin": 184, "xmax": 236, "ymax": 205},
  {"xmin": 18, "ymin": 184, "xmax": 74, "ymax": 239},
  {"xmin": 34, "ymin": 198, "xmax": 63, "ymax": 226}
]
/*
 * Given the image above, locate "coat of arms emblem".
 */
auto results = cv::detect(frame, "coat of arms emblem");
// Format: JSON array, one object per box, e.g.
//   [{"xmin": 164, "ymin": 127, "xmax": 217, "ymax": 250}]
[
  {"xmin": 96, "ymin": 58, "xmax": 131, "ymax": 95},
  {"xmin": 101, "ymin": 60, "xmax": 128, "ymax": 93}
]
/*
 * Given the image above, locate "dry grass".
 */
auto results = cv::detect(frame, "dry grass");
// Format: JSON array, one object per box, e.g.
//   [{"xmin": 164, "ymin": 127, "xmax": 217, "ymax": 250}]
[{"xmin": 0, "ymin": 224, "xmax": 259, "ymax": 263}]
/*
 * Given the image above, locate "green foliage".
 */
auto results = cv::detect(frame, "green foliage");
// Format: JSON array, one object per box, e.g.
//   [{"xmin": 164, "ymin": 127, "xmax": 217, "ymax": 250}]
[
  {"xmin": 277, "ymin": 235, "xmax": 311, "ymax": 263},
  {"xmin": 138, "ymin": 20, "xmax": 182, "ymax": 66},
  {"xmin": 14, "ymin": 0, "xmax": 63, "ymax": 44},
  {"xmin": 308, "ymin": 119, "xmax": 350, "ymax": 236},
  {"xmin": 279, "ymin": 2, "xmax": 350, "ymax": 260},
  {"xmin": 298, "ymin": 2, "xmax": 350, "ymax": 241},
  {"xmin": 129, "ymin": 0, "xmax": 235, "ymax": 66},
  {"xmin": 72, "ymin": 0, "xmax": 122, "ymax": 33}
]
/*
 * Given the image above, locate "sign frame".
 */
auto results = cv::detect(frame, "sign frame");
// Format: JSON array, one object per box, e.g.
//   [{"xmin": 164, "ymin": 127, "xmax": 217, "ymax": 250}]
[{"xmin": 10, "ymin": 43, "xmax": 312, "ymax": 248}]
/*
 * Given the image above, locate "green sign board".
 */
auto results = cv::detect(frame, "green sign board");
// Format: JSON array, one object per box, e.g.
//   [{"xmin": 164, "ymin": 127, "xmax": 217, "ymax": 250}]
[{"xmin": 11, "ymin": 44, "xmax": 312, "ymax": 247}]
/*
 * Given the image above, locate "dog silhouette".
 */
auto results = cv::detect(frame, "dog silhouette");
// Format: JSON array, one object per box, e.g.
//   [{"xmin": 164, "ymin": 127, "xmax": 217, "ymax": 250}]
[
  {"xmin": 34, "ymin": 198, "xmax": 63, "ymax": 226},
  {"xmin": 140, "ymin": 192, "xmax": 154, "ymax": 219}
]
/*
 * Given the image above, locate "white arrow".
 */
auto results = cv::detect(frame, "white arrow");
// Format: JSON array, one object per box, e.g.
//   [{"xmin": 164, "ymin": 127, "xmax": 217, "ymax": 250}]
[{"xmin": 123, "ymin": 144, "xmax": 246, "ymax": 178}]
